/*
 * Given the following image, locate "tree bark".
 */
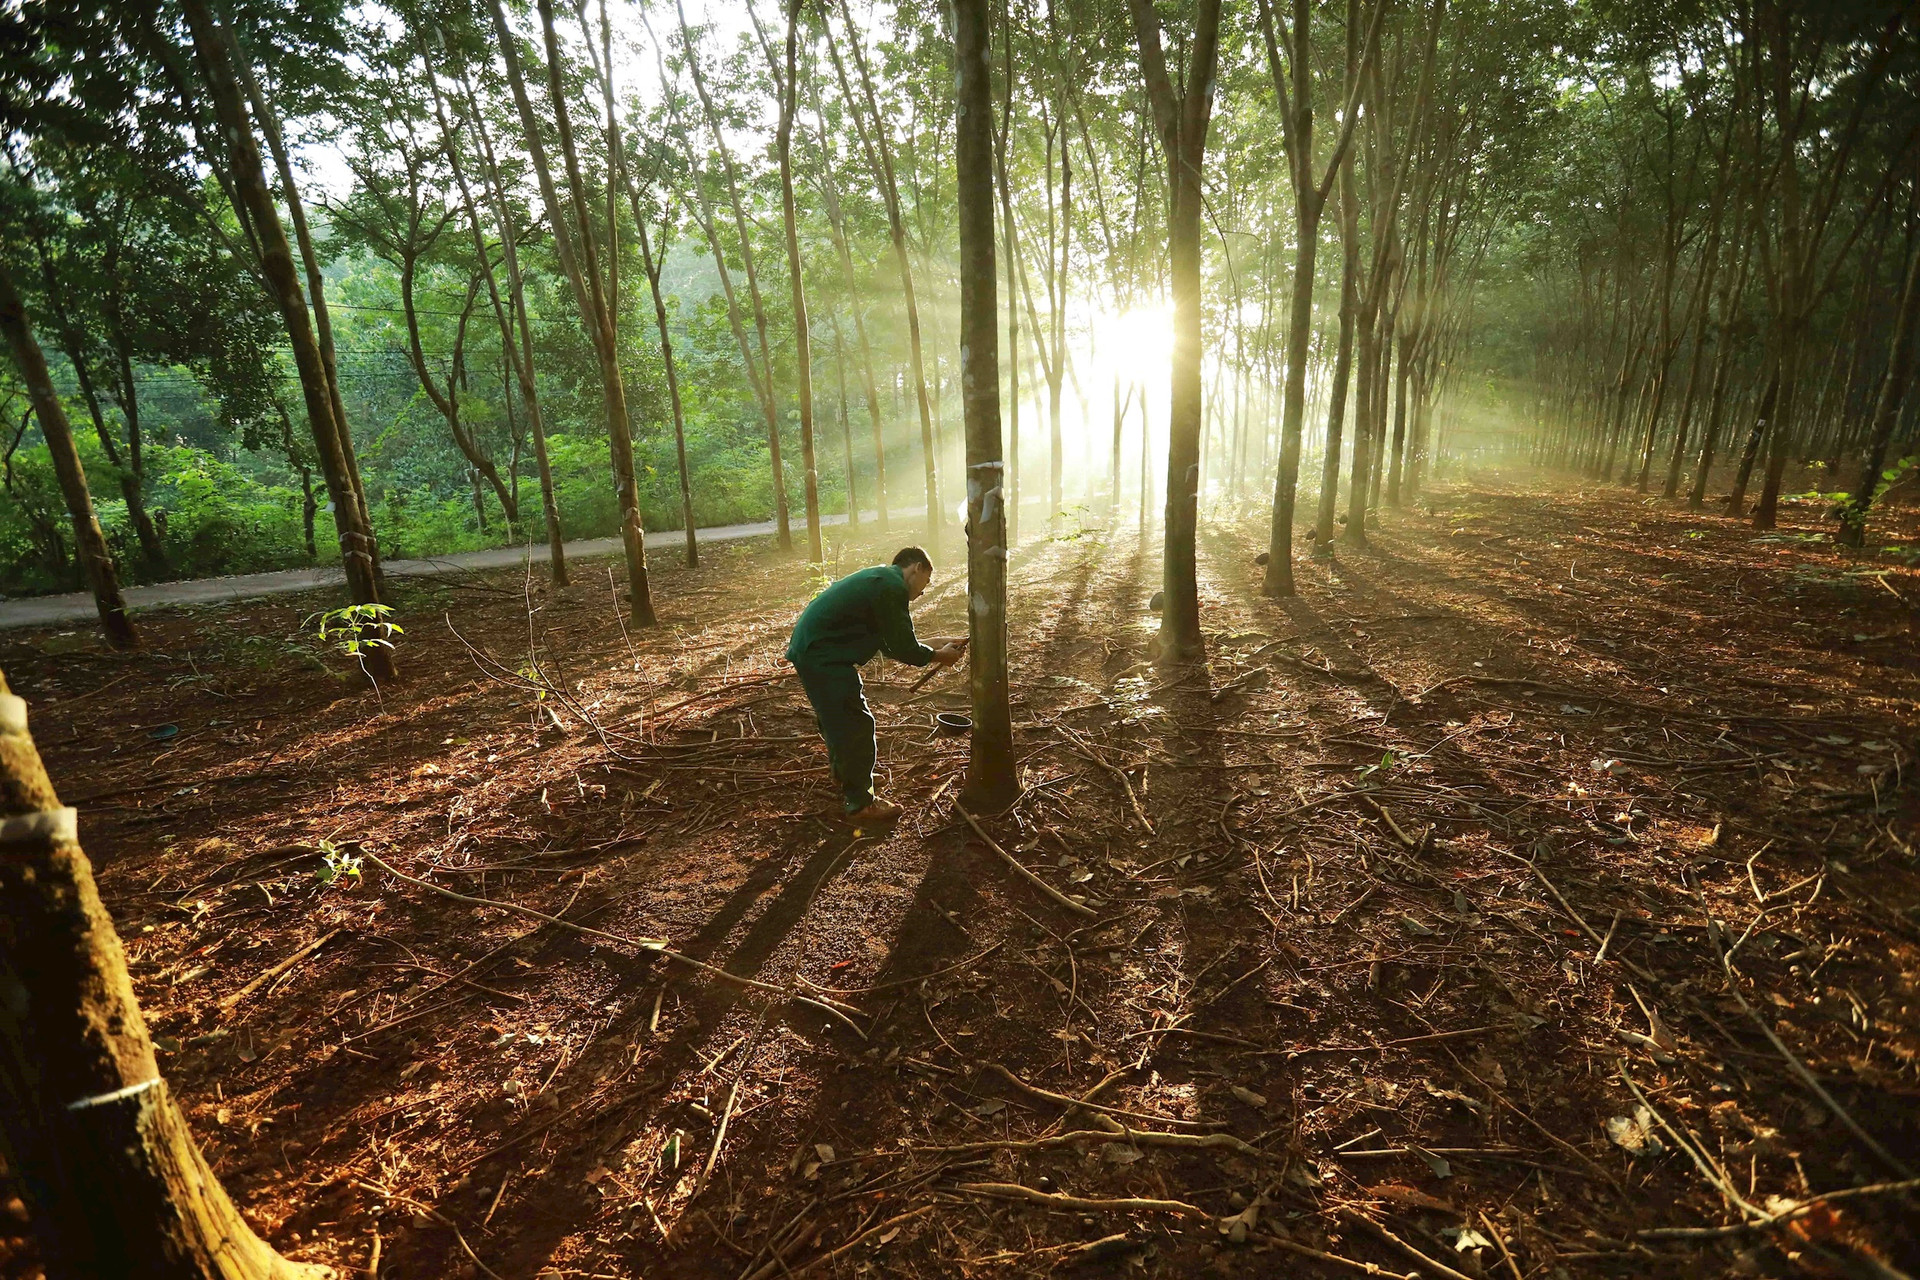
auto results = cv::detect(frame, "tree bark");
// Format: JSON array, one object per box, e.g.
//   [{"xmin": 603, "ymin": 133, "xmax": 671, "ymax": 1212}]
[
  {"xmin": 1725, "ymin": 368, "xmax": 1779, "ymax": 516},
  {"xmin": 0, "ymin": 671, "xmax": 323, "ymax": 1277},
  {"xmin": 0, "ymin": 266, "xmax": 136, "ymax": 648},
  {"xmin": 993, "ymin": 0, "xmax": 1021, "ymax": 550},
  {"xmin": 954, "ymin": 0, "xmax": 1014, "ymax": 812}
]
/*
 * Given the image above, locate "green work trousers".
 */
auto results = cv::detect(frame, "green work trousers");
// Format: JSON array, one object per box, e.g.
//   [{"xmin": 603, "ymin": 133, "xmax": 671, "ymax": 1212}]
[{"xmin": 793, "ymin": 660, "xmax": 877, "ymax": 812}]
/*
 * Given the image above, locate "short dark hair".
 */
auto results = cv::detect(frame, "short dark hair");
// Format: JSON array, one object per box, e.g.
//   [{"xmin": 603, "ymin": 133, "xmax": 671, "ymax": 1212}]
[{"xmin": 892, "ymin": 546, "xmax": 933, "ymax": 572}]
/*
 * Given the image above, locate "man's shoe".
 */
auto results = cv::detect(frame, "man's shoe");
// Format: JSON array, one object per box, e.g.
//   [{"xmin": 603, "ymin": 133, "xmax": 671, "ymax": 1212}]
[{"xmin": 848, "ymin": 798, "xmax": 901, "ymax": 824}]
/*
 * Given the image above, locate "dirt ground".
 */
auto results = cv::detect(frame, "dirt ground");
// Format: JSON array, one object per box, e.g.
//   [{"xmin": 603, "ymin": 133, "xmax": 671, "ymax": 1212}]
[{"xmin": 2, "ymin": 474, "xmax": 1917, "ymax": 1280}]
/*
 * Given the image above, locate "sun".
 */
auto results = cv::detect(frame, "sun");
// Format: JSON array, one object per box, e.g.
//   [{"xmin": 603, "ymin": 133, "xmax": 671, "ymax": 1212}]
[{"xmin": 1095, "ymin": 306, "xmax": 1174, "ymax": 380}]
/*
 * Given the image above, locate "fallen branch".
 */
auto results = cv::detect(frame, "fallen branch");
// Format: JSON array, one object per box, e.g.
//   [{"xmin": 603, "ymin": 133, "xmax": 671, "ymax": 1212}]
[
  {"xmin": 1256, "ymin": 1231, "xmax": 1406, "ymax": 1276},
  {"xmin": 955, "ymin": 1182, "xmax": 1212, "ymax": 1221},
  {"xmin": 353, "ymin": 1180, "xmax": 501, "ymax": 1280},
  {"xmin": 1635, "ymin": 1177, "xmax": 1920, "ymax": 1240},
  {"xmin": 987, "ymin": 1063, "xmax": 1214, "ymax": 1128},
  {"xmin": 219, "ymin": 927, "xmax": 343, "ymax": 1012},
  {"xmin": 955, "ymin": 802, "xmax": 1097, "ymax": 917},
  {"xmin": 1691, "ymin": 875, "xmax": 1916, "ymax": 1182},
  {"xmin": 910, "ymin": 1126, "xmax": 1261, "ymax": 1159},
  {"xmin": 738, "ymin": 1204, "xmax": 934, "ymax": 1280},
  {"xmin": 1450, "ymin": 1052, "xmax": 1618, "ymax": 1187},
  {"xmin": 797, "ymin": 942, "xmax": 1004, "ymax": 995},
  {"xmin": 1342, "ymin": 1211, "xmax": 1478, "ymax": 1280}
]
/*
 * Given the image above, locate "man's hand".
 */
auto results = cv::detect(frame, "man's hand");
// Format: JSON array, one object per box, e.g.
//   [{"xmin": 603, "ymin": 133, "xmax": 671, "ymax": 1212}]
[{"xmin": 931, "ymin": 640, "xmax": 967, "ymax": 667}]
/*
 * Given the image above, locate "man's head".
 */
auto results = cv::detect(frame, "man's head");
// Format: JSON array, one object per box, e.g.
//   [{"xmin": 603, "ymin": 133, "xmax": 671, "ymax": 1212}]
[{"xmin": 892, "ymin": 546, "xmax": 933, "ymax": 599}]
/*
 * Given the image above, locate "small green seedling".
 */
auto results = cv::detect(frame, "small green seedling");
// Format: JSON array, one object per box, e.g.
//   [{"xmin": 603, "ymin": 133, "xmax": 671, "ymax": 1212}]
[
  {"xmin": 310, "ymin": 603, "xmax": 402, "ymax": 689},
  {"xmin": 313, "ymin": 839, "xmax": 362, "ymax": 887},
  {"xmin": 1356, "ymin": 750, "xmax": 1398, "ymax": 783}
]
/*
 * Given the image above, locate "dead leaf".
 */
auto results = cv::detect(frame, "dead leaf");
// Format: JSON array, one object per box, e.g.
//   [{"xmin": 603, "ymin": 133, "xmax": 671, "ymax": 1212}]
[
  {"xmin": 1103, "ymin": 1145, "xmax": 1144, "ymax": 1164},
  {"xmin": 1605, "ymin": 1107, "xmax": 1666, "ymax": 1157},
  {"xmin": 1407, "ymin": 1144, "xmax": 1452, "ymax": 1179},
  {"xmin": 1424, "ymin": 1082, "xmax": 1486, "ymax": 1116},
  {"xmin": 1368, "ymin": 1183, "xmax": 1455, "ymax": 1213},
  {"xmin": 1230, "ymin": 1085, "xmax": 1268, "ymax": 1108}
]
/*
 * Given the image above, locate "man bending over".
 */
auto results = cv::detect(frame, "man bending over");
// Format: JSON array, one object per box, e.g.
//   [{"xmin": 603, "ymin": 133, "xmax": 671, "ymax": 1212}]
[{"xmin": 785, "ymin": 546, "xmax": 963, "ymax": 822}]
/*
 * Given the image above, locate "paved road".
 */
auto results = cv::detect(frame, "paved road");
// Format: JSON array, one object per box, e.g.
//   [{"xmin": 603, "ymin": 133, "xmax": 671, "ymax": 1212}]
[{"xmin": 0, "ymin": 511, "xmax": 893, "ymax": 631}]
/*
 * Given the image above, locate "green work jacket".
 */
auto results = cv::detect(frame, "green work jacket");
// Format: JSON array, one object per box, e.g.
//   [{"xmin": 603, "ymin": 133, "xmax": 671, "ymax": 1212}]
[{"xmin": 785, "ymin": 565, "xmax": 935, "ymax": 669}]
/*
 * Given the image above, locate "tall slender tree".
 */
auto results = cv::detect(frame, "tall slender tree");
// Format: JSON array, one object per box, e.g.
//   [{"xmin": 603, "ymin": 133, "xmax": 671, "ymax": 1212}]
[
  {"xmin": 775, "ymin": 0, "xmax": 824, "ymax": 561},
  {"xmin": 490, "ymin": 0, "xmax": 653, "ymax": 623},
  {"xmin": 953, "ymin": 0, "xmax": 1013, "ymax": 811},
  {"xmin": 0, "ymin": 264, "xmax": 136, "ymax": 648},
  {"xmin": 1129, "ymin": 0, "xmax": 1223, "ymax": 662},
  {"xmin": 828, "ymin": 0, "xmax": 942, "ymax": 554},
  {"xmin": 1257, "ymin": 0, "xmax": 1378, "ymax": 596},
  {"xmin": 675, "ymin": 0, "xmax": 793, "ymax": 552},
  {"xmin": 182, "ymin": 0, "xmax": 392, "ymax": 679}
]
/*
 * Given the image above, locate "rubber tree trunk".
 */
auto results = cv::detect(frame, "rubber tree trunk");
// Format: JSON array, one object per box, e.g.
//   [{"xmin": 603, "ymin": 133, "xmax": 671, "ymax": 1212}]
[
  {"xmin": 0, "ymin": 673, "xmax": 322, "ymax": 1278},
  {"xmin": 1048, "ymin": 95, "xmax": 1070, "ymax": 535},
  {"xmin": 634, "ymin": 217, "xmax": 699, "ymax": 569},
  {"xmin": 31, "ymin": 240, "xmax": 164, "ymax": 578},
  {"xmin": 1726, "ymin": 369, "xmax": 1779, "ymax": 517},
  {"xmin": 1386, "ymin": 333, "xmax": 1410, "ymax": 504},
  {"xmin": 397, "ymin": 260, "xmax": 518, "ymax": 526},
  {"xmin": 501, "ymin": 0, "xmax": 652, "ymax": 623},
  {"xmin": 183, "ymin": 0, "xmax": 391, "ymax": 680},
  {"xmin": 830, "ymin": 3, "xmax": 940, "ymax": 555},
  {"xmin": 103, "ymin": 336, "xmax": 166, "ymax": 575},
  {"xmin": 0, "ymin": 267, "xmax": 136, "ymax": 649},
  {"xmin": 1838, "ymin": 231, "xmax": 1920, "ymax": 547},
  {"xmin": 776, "ymin": 0, "xmax": 823, "ymax": 562},
  {"xmin": 429, "ymin": 48, "xmax": 568, "ymax": 583},
  {"xmin": 565, "ymin": 0, "xmax": 655, "ymax": 618},
  {"xmin": 677, "ymin": 0, "xmax": 791, "ymax": 553},
  {"xmin": 993, "ymin": 7, "xmax": 1021, "ymax": 551},
  {"xmin": 1688, "ymin": 314, "xmax": 1742, "ymax": 508},
  {"xmin": 230, "ymin": 35, "xmax": 380, "ymax": 586},
  {"xmin": 1258, "ymin": 0, "xmax": 1371, "ymax": 597},
  {"xmin": 1139, "ymin": 390, "xmax": 1152, "ymax": 531},
  {"xmin": 1314, "ymin": 152, "xmax": 1359, "ymax": 553},
  {"xmin": 655, "ymin": 85, "xmax": 786, "ymax": 548},
  {"xmin": 805, "ymin": 72, "xmax": 888, "ymax": 531},
  {"xmin": 829, "ymin": 313, "xmax": 859, "ymax": 526},
  {"xmin": 953, "ymin": 0, "xmax": 1014, "ymax": 813},
  {"xmin": 1130, "ymin": 0, "xmax": 1222, "ymax": 664}
]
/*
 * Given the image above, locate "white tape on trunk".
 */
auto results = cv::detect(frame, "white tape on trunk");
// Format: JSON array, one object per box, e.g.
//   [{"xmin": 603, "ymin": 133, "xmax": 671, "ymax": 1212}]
[
  {"xmin": 0, "ymin": 695, "xmax": 27, "ymax": 735},
  {"xmin": 67, "ymin": 1076, "xmax": 161, "ymax": 1111},
  {"xmin": 0, "ymin": 807, "xmax": 77, "ymax": 846}
]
